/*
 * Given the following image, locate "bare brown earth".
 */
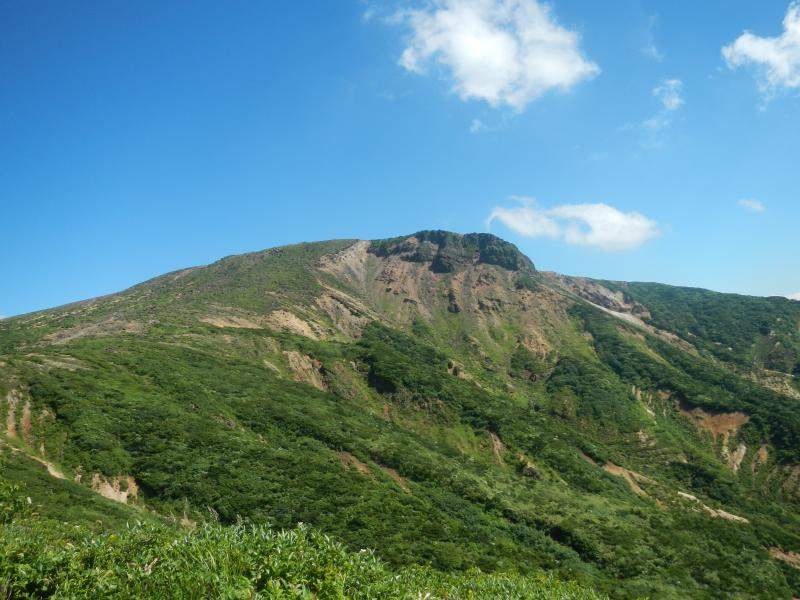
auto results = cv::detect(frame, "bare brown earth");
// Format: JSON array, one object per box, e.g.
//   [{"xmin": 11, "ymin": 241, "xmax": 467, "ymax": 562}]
[
  {"xmin": 265, "ymin": 309, "xmax": 323, "ymax": 339},
  {"xmin": 489, "ymin": 432, "xmax": 506, "ymax": 465},
  {"xmin": 5, "ymin": 390, "xmax": 18, "ymax": 437},
  {"xmin": 199, "ymin": 315, "xmax": 262, "ymax": 329},
  {"xmin": 90, "ymin": 474, "xmax": 140, "ymax": 504},
  {"xmin": 770, "ymin": 547, "xmax": 800, "ymax": 569},
  {"xmin": 753, "ymin": 445, "xmax": 769, "ymax": 473},
  {"xmin": 380, "ymin": 465, "xmax": 410, "ymax": 493},
  {"xmin": 679, "ymin": 404, "xmax": 750, "ymax": 444},
  {"xmin": 603, "ymin": 462, "xmax": 649, "ymax": 496},
  {"xmin": 20, "ymin": 399, "xmax": 32, "ymax": 444},
  {"xmin": 283, "ymin": 351, "xmax": 326, "ymax": 391},
  {"xmin": 335, "ymin": 451, "xmax": 371, "ymax": 476},
  {"xmin": 24, "ymin": 353, "xmax": 86, "ymax": 371},
  {"xmin": 46, "ymin": 317, "xmax": 145, "ymax": 344},
  {"xmin": 317, "ymin": 239, "xmax": 371, "ymax": 290},
  {"xmin": 315, "ymin": 288, "xmax": 374, "ymax": 338}
]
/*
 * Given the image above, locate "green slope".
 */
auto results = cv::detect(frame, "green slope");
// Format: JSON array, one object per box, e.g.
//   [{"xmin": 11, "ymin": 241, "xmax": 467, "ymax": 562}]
[{"xmin": 1, "ymin": 231, "xmax": 799, "ymax": 599}]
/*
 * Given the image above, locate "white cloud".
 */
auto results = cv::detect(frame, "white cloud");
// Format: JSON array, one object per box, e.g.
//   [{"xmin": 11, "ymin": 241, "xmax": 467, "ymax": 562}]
[
  {"xmin": 787, "ymin": 292, "xmax": 800, "ymax": 300},
  {"xmin": 722, "ymin": 2, "xmax": 800, "ymax": 96},
  {"xmin": 397, "ymin": 0, "xmax": 599, "ymax": 110},
  {"xmin": 653, "ymin": 79, "xmax": 684, "ymax": 111},
  {"xmin": 487, "ymin": 197, "xmax": 659, "ymax": 251},
  {"xmin": 624, "ymin": 79, "xmax": 685, "ymax": 147},
  {"xmin": 737, "ymin": 198, "xmax": 765, "ymax": 212}
]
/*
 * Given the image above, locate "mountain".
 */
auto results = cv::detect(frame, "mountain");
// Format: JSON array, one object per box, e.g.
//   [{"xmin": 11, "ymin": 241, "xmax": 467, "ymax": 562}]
[{"xmin": 2, "ymin": 230, "xmax": 800, "ymax": 599}]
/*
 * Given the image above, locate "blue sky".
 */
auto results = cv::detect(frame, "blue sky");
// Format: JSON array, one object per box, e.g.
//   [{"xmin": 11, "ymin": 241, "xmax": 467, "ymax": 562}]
[{"xmin": 2, "ymin": 0, "xmax": 799, "ymax": 317}]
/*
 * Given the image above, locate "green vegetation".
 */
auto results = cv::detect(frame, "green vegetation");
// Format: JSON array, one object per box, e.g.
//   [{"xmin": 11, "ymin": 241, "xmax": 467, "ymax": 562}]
[
  {"xmin": 605, "ymin": 282, "xmax": 800, "ymax": 374},
  {"xmin": 0, "ymin": 468, "xmax": 604, "ymax": 599},
  {"xmin": 1, "ymin": 232, "xmax": 800, "ymax": 598}
]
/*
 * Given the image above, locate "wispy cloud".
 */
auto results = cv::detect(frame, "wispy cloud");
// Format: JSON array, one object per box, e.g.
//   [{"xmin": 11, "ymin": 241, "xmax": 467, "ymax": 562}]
[
  {"xmin": 722, "ymin": 2, "xmax": 800, "ymax": 99},
  {"xmin": 642, "ymin": 44, "xmax": 664, "ymax": 62},
  {"xmin": 737, "ymin": 198, "xmax": 765, "ymax": 212},
  {"xmin": 487, "ymin": 197, "xmax": 659, "ymax": 251},
  {"xmin": 395, "ymin": 0, "xmax": 599, "ymax": 111},
  {"xmin": 653, "ymin": 79, "xmax": 684, "ymax": 111},
  {"xmin": 787, "ymin": 292, "xmax": 800, "ymax": 301},
  {"xmin": 624, "ymin": 78, "xmax": 685, "ymax": 148},
  {"xmin": 469, "ymin": 118, "xmax": 488, "ymax": 133},
  {"xmin": 641, "ymin": 15, "xmax": 664, "ymax": 61}
]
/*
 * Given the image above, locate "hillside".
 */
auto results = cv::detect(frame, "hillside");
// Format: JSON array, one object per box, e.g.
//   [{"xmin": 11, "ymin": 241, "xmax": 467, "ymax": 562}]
[{"xmin": 2, "ymin": 230, "xmax": 800, "ymax": 599}]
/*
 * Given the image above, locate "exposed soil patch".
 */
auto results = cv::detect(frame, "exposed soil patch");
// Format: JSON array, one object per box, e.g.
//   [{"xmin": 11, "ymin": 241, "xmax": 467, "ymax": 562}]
[
  {"xmin": 20, "ymin": 399, "xmax": 32, "ymax": 444},
  {"xmin": 200, "ymin": 315, "xmax": 262, "ymax": 329},
  {"xmin": 283, "ymin": 351, "xmax": 326, "ymax": 391},
  {"xmin": 46, "ymin": 317, "xmax": 145, "ymax": 344},
  {"xmin": 724, "ymin": 443, "xmax": 748, "ymax": 473},
  {"xmin": 577, "ymin": 449, "xmax": 597, "ymax": 466},
  {"xmin": 335, "ymin": 451, "xmax": 372, "ymax": 476},
  {"xmin": 91, "ymin": 474, "xmax": 140, "ymax": 504},
  {"xmin": 769, "ymin": 547, "xmax": 800, "ymax": 569},
  {"xmin": 603, "ymin": 462, "xmax": 650, "ymax": 496},
  {"xmin": 748, "ymin": 370, "xmax": 800, "ymax": 400},
  {"xmin": 752, "ymin": 445, "xmax": 769, "ymax": 473},
  {"xmin": 25, "ymin": 353, "xmax": 86, "ymax": 371},
  {"xmin": 318, "ymin": 240, "xmax": 371, "ymax": 290},
  {"xmin": 265, "ymin": 310, "xmax": 323, "ymax": 339},
  {"xmin": 380, "ymin": 465, "xmax": 410, "ymax": 493},
  {"xmin": 315, "ymin": 291, "xmax": 371, "ymax": 338},
  {"xmin": 489, "ymin": 432, "xmax": 505, "ymax": 465},
  {"xmin": 5, "ymin": 390, "xmax": 18, "ymax": 437},
  {"xmin": 550, "ymin": 276, "xmax": 651, "ymax": 320},
  {"xmin": 679, "ymin": 404, "xmax": 749, "ymax": 448}
]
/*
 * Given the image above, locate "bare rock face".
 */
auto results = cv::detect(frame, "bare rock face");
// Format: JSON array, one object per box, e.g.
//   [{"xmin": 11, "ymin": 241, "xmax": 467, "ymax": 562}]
[{"xmin": 368, "ymin": 231, "xmax": 535, "ymax": 274}]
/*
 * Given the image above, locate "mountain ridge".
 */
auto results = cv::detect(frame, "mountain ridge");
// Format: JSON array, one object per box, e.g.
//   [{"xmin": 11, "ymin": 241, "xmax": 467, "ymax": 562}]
[{"xmin": 2, "ymin": 230, "xmax": 800, "ymax": 598}]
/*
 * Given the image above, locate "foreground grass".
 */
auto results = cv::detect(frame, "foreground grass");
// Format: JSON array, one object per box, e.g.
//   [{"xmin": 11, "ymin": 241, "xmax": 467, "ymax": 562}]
[{"xmin": 0, "ymin": 519, "xmax": 605, "ymax": 599}]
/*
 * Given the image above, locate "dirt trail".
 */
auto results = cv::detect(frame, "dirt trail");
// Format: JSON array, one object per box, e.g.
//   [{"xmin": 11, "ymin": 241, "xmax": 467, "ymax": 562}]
[
  {"xmin": 677, "ymin": 490, "xmax": 749, "ymax": 523},
  {"xmin": 0, "ymin": 440, "xmax": 65, "ymax": 480}
]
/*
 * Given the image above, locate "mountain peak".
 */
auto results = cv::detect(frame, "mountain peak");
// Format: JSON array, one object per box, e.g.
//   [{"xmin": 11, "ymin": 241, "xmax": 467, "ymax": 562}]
[{"xmin": 368, "ymin": 230, "xmax": 534, "ymax": 274}]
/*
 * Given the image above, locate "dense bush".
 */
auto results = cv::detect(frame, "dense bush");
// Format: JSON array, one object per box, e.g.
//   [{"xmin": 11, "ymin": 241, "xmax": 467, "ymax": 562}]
[{"xmin": 0, "ymin": 506, "xmax": 605, "ymax": 599}]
